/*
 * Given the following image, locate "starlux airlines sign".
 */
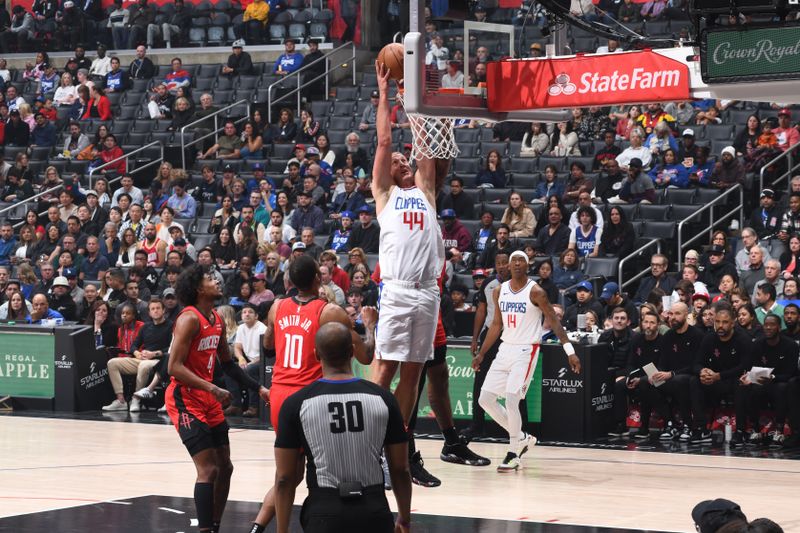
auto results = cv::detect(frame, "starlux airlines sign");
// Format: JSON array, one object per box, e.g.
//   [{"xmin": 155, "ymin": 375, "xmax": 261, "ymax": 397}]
[
  {"xmin": 487, "ymin": 50, "xmax": 690, "ymax": 111},
  {"xmin": 701, "ymin": 24, "xmax": 800, "ymax": 83}
]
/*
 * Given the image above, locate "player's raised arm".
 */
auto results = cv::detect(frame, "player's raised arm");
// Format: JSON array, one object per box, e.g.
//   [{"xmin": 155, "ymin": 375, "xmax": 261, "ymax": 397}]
[
  {"xmin": 530, "ymin": 284, "xmax": 581, "ymax": 374},
  {"xmin": 473, "ymin": 285, "xmax": 503, "ymax": 370},
  {"xmin": 372, "ymin": 61, "xmax": 395, "ymax": 205}
]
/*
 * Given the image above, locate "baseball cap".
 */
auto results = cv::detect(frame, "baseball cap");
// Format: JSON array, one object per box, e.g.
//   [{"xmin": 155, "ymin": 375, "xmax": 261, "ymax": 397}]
[
  {"xmin": 251, "ymin": 162, "xmax": 264, "ymax": 171},
  {"xmin": 358, "ymin": 204, "xmax": 373, "ymax": 214},
  {"xmin": 692, "ymin": 499, "xmax": 747, "ymax": 533},
  {"xmin": 692, "ymin": 292, "xmax": 710, "ymax": 302},
  {"xmin": 576, "ymin": 280, "xmax": 593, "ymax": 292},
  {"xmin": 682, "ymin": 128, "xmax": 695, "ymax": 137},
  {"xmin": 440, "ymin": 209, "xmax": 456, "ymax": 219},
  {"xmin": 628, "ymin": 158, "xmax": 643, "ymax": 169},
  {"xmin": 509, "ymin": 250, "xmax": 529, "ymax": 263},
  {"xmin": 306, "ymin": 147, "xmax": 320, "ymax": 156},
  {"xmin": 52, "ymin": 276, "xmax": 70, "ymax": 288},
  {"xmin": 63, "ymin": 267, "xmax": 77, "ymax": 279},
  {"xmin": 223, "ymin": 164, "xmax": 234, "ymax": 172},
  {"xmin": 294, "ymin": 143, "xmax": 306, "ymax": 150},
  {"xmin": 340, "ymin": 210, "xmax": 354, "ymax": 219},
  {"xmin": 232, "ymin": 39, "xmax": 245, "ymax": 48},
  {"xmin": 370, "ymin": 90, "xmax": 379, "ymax": 98},
  {"xmin": 253, "ymin": 273, "xmax": 266, "ymax": 280},
  {"xmin": 85, "ymin": 190, "xmax": 98, "ymax": 197},
  {"xmin": 173, "ymin": 237, "xmax": 187, "ymax": 246},
  {"xmin": 474, "ymin": 4, "xmax": 486, "ymax": 12},
  {"xmin": 162, "ymin": 288, "xmax": 176, "ymax": 298},
  {"xmin": 292, "ymin": 242, "xmax": 306, "ymax": 251},
  {"xmin": 600, "ymin": 281, "xmax": 619, "ymax": 300},
  {"xmin": 709, "ymin": 244, "xmax": 725, "ymax": 255},
  {"xmin": 761, "ymin": 188, "xmax": 775, "ymax": 199},
  {"xmin": 472, "ymin": 269, "xmax": 487, "ymax": 278},
  {"xmin": 778, "ymin": 108, "xmax": 792, "ymax": 118}
]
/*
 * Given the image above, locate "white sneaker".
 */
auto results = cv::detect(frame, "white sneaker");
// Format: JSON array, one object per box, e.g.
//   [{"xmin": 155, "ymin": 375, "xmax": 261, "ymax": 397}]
[
  {"xmin": 517, "ymin": 432, "xmax": 537, "ymax": 458},
  {"xmin": 158, "ymin": 404, "xmax": 168, "ymax": 413},
  {"xmin": 134, "ymin": 387, "xmax": 155, "ymax": 400},
  {"xmin": 102, "ymin": 399, "xmax": 128, "ymax": 411},
  {"xmin": 129, "ymin": 398, "xmax": 142, "ymax": 412},
  {"xmin": 497, "ymin": 452, "xmax": 520, "ymax": 472}
]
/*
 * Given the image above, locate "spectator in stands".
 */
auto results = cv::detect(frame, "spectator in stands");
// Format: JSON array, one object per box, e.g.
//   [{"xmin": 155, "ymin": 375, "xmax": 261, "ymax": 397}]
[
  {"xmin": 60, "ymin": 120, "xmax": 89, "ymax": 159},
  {"xmin": 200, "ymin": 120, "xmax": 242, "ymax": 160},
  {"xmin": 591, "ymin": 129, "xmax": 621, "ymax": 171},
  {"xmin": 441, "ymin": 60, "xmax": 464, "ymax": 89},
  {"xmin": 701, "ymin": 244, "xmax": 738, "ymax": 289},
  {"xmin": 28, "ymin": 292, "xmax": 63, "ymax": 324},
  {"xmin": 272, "ymin": 108, "xmax": 298, "ymax": 144},
  {"xmin": 562, "ymin": 162, "xmax": 592, "ymax": 203},
  {"xmin": 273, "ymin": 38, "xmax": 304, "ymax": 75},
  {"xmin": 238, "ymin": 0, "xmax": 269, "ymax": 44},
  {"xmin": 2, "ymin": 169, "xmax": 33, "ymax": 202},
  {"xmin": 518, "ymin": 122, "xmax": 548, "ymax": 158},
  {"xmin": 753, "ymin": 258, "xmax": 784, "ymax": 303},
  {"xmin": 550, "ymin": 121, "xmax": 580, "ymax": 156},
  {"xmin": 239, "ymin": 121, "xmax": 264, "ymax": 160},
  {"xmin": 4, "ymin": 109, "xmax": 29, "ymax": 146},
  {"xmin": 0, "ymin": 6, "xmax": 33, "ymax": 54},
  {"xmin": 740, "ymin": 245, "xmax": 766, "ymax": 296},
  {"xmin": 234, "ymin": 204, "xmax": 267, "ymax": 244},
  {"xmin": 82, "ymin": 84, "xmax": 111, "ymax": 121},
  {"xmin": 324, "ymin": 213, "xmax": 353, "ymax": 253},
  {"xmin": 476, "ymin": 150, "xmax": 506, "ymax": 188},
  {"xmin": 536, "ymin": 205, "xmax": 570, "ymax": 257},
  {"xmin": 335, "ymin": 132, "xmax": 368, "ymax": 171},
  {"xmin": 611, "ymin": 158, "xmax": 656, "ymax": 204},
  {"xmin": 754, "ymin": 283, "xmax": 784, "ymax": 326},
  {"xmin": 148, "ymin": 0, "xmax": 191, "ymax": 49},
  {"xmin": 47, "ymin": 275, "xmax": 76, "ymax": 320},
  {"xmin": 638, "ymin": 103, "xmax": 675, "ymax": 136},
  {"xmin": 166, "ymin": 180, "xmax": 196, "ymax": 219},
  {"xmin": 96, "ymin": 134, "xmax": 124, "ymax": 175},
  {"xmin": 88, "ymin": 44, "xmax": 111, "ymax": 79},
  {"xmin": 107, "ymin": 0, "xmax": 129, "ymax": 50},
  {"xmin": 529, "ymin": 165, "xmax": 564, "ymax": 204},
  {"xmin": 694, "ymin": 105, "xmax": 722, "ymax": 126},
  {"xmin": 53, "ymin": 72, "xmax": 77, "ymax": 108},
  {"xmin": 164, "ymin": 57, "xmax": 190, "ymax": 94},
  {"xmin": 104, "ymin": 57, "xmax": 130, "ymax": 94},
  {"xmin": 599, "ymin": 206, "xmax": 635, "ymax": 258},
  {"xmin": 330, "ymin": 174, "xmax": 366, "ymax": 218},
  {"xmin": 440, "ymin": 209, "xmax": 472, "ymax": 253},
  {"xmin": 633, "ymin": 253, "xmax": 676, "ymax": 305},
  {"xmin": 567, "ymin": 191, "xmax": 604, "ymax": 231},
  {"xmin": 30, "ymin": 111, "xmax": 56, "ymax": 148},
  {"xmin": 219, "ymin": 40, "xmax": 254, "ymax": 78},
  {"xmin": 734, "ymin": 114, "xmax": 761, "ymax": 157},
  {"xmin": 649, "ymin": 148, "xmax": 689, "ymax": 188},
  {"xmin": 127, "ymin": 0, "xmax": 154, "ymax": 49},
  {"xmin": 479, "ymin": 223, "xmax": 518, "ymax": 270},
  {"xmin": 645, "ymin": 120, "xmax": 678, "ymax": 157},
  {"xmin": 500, "ymin": 192, "xmax": 536, "ymax": 238},
  {"xmin": 736, "ymin": 227, "xmax": 771, "ymax": 274},
  {"xmin": 616, "ymin": 128, "xmax": 652, "ymax": 170},
  {"xmin": 438, "ymin": 176, "xmax": 475, "ymax": 220},
  {"xmin": 569, "ymin": 206, "xmax": 601, "ymax": 258},
  {"xmin": 129, "ymin": 45, "xmax": 155, "ymax": 80},
  {"xmin": 710, "ymin": 146, "xmax": 745, "ymax": 189},
  {"xmin": 359, "ymin": 90, "xmax": 379, "ymax": 131},
  {"xmin": 111, "ymin": 175, "xmax": 143, "ymax": 208},
  {"xmin": 564, "ymin": 280, "xmax": 605, "ymax": 330},
  {"xmin": 346, "ymin": 204, "xmax": 379, "ymax": 253}
]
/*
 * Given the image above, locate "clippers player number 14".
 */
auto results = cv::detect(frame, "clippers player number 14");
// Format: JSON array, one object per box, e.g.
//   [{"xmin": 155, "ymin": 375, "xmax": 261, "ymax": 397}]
[{"xmin": 473, "ymin": 251, "xmax": 581, "ymax": 472}]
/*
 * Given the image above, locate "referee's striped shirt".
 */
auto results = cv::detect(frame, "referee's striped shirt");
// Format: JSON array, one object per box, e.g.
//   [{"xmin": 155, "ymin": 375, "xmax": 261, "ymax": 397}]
[{"xmin": 276, "ymin": 378, "xmax": 407, "ymax": 489}]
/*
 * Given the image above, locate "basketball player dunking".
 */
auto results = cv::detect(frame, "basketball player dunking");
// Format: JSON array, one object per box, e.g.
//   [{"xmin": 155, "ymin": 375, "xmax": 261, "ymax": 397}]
[
  {"xmin": 371, "ymin": 61, "xmax": 450, "ymax": 486},
  {"xmin": 472, "ymin": 251, "xmax": 581, "ymax": 471},
  {"xmin": 248, "ymin": 255, "xmax": 376, "ymax": 533},
  {"xmin": 166, "ymin": 264, "xmax": 268, "ymax": 533}
]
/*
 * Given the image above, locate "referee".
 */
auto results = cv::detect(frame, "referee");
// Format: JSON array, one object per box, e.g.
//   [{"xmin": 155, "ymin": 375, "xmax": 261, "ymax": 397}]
[{"xmin": 274, "ymin": 321, "xmax": 412, "ymax": 533}]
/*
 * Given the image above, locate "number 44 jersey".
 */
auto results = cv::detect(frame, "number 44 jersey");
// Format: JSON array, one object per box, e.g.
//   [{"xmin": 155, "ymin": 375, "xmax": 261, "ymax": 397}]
[
  {"xmin": 377, "ymin": 186, "xmax": 444, "ymax": 283},
  {"xmin": 273, "ymin": 297, "xmax": 328, "ymax": 387}
]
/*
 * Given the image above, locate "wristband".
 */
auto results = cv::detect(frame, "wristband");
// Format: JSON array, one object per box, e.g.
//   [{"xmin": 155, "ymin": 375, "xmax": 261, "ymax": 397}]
[{"xmin": 563, "ymin": 342, "xmax": 576, "ymax": 357}]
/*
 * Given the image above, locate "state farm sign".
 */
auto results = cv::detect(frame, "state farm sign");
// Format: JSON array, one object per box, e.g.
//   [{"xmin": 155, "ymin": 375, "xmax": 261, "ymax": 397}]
[{"xmin": 486, "ymin": 50, "xmax": 690, "ymax": 111}]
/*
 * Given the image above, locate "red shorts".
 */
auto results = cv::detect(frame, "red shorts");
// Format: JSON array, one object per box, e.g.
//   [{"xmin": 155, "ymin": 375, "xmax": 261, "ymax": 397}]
[
  {"xmin": 270, "ymin": 383, "xmax": 306, "ymax": 434},
  {"xmin": 166, "ymin": 382, "xmax": 228, "ymax": 455}
]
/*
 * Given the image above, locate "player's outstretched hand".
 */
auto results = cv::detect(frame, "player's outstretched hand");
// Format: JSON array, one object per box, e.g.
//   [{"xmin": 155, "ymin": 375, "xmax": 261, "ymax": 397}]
[
  {"xmin": 567, "ymin": 354, "xmax": 581, "ymax": 374},
  {"xmin": 258, "ymin": 386, "xmax": 271, "ymax": 404},
  {"xmin": 471, "ymin": 353, "xmax": 484, "ymax": 372},
  {"xmin": 375, "ymin": 60, "xmax": 391, "ymax": 94},
  {"xmin": 211, "ymin": 385, "xmax": 232, "ymax": 406},
  {"xmin": 361, "ymin": 306, "xmax": 378, "ymax": 330}
]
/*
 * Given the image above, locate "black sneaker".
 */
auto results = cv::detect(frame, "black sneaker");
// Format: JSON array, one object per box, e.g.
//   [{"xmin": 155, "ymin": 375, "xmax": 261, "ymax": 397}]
[
  {"xmin": 441, "ymin": 443, "xmax": 491, "ymax": 466},
  {"xmin": 607, "ymin": 422, "xmax": 627, "ymax": 437},
  {"xmin": 459, "ymin": 425, "xmax": 484, "ymax": 444},
  {"xmin": 730, "ymin": 430, "xmax": 745, "ymax": 447},
  {"xmin": 679, "ymin": 426, "xmax": 692, "ymax": 442},
  {"xmin": 410, "ymin": 451, "xmax": 441, "ymax": 488},
  {"xmin": 659, "ymin": 422, "xmax": 678, "ymax": 441},
  {"xmin": 634, "ymin": 427, "xmax": 650, "ymax": 440},
  {"xmin": 690, "ymin": 428, "xmax": 713, "ymax": 444}
]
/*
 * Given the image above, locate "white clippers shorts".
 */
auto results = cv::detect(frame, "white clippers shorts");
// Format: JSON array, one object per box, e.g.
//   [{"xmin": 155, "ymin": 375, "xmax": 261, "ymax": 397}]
[
  {"xmin": 481, "ymin": 342, "xmax": 540, "ymax": 398},
  {"xmin": 375, "ymin": 279, "xmax": 440, "ymax": 364}
]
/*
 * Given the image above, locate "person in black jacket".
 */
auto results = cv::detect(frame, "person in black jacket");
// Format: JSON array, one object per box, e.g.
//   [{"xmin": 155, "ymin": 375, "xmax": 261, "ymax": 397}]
[
  {"xmin": 535, "ymin": 205, "xmax": 570, "ymax": 257},
  {"xmin": 639, "ymin": 302, "xmax": 705, "ymax": 441},
  {"xmin": 599, "ymin": 281, "xmax": 639, "ymax": 328},
  {"xmin": 737, "ymin": 314, "xmax": 797, "ymax": 447},
  {"xmin": 534, "ymin": 259, "xmax": 559, "ymax": 303},
  {"xmin": 128, "ymin": 45, "xmax": 156, "ymax": 79},
  {"xmin": 689, "ymin": 304, "xmax": 751, "ymax": 444},
  {"xmin": 478, "ymin": 223, "xmax": 518, "ymax": 269},
  {"xmin": 600, "ymin": 205, "xmax": 635, "ymax": 258},
  {"xmin": 633, "ymin": 253, "xmax": 676, "ymax": 305},
  {"xmin": 439, "ymin": 176, "xmax": 476, "ymax": 220},
  {"xmin": 300, "ymin": 39, "xmax": 325, "ymax": 100},
  {"xmin": 345, "ymin": 205, "xmax": 380, "ymax": 253},
  {"xmin": 222, "ymin": 40, "xmax": 253, "ymax": 76},
  {"xmin": 470, "ymin": 210, "xmax": 495, "ymax": 265},
  {"xmin": 4, "ymin": 109, "xmax": 30, "ymax": 146},
  {"xmin": 699, "ymin": 245, "xmax": 738, "ymax": 289},
  {"xmin": 563, "ymin": 280, "xmax": 605, "ymax": 331}
]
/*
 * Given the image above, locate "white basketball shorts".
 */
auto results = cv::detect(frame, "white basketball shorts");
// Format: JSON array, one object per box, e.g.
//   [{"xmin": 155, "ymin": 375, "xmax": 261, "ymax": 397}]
[
  {"xmin": 481, "ymin": 342, "xmax": 540, "ymax": 398},
  {"xmin": 375, "ymin": 279, "xmax": 440, "ymax": 364}
]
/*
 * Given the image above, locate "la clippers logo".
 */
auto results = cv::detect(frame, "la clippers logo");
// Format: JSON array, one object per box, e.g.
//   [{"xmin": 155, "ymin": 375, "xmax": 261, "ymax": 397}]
[
  {"xmin": 558, "ymin": 367, "xmax": 567, "ymax": 378},
  {"xmin": 547, "ymin": 73, "xmax": 576, "ymax": 96},
  {"xmin": 180, "ymin": 413, "xmax": 193, "ymax": 429}
]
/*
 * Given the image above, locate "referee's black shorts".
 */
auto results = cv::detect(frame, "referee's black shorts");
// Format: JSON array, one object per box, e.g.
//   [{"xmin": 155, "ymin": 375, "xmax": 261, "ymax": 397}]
[{"xmin": 300, "ymin": 487, "xmax": 394, "ymax": 533}]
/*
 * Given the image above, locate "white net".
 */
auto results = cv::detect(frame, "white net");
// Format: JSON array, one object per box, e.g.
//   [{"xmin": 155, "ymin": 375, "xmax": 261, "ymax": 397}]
[{"xmin": 397, "ymin": 92, "xmax": 460, "ymax": 161}]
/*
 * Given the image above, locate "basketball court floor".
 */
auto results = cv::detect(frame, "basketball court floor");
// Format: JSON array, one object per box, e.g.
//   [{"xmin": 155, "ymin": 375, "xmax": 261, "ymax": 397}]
[{"xmin": 3, "ymin": 413, "xmax": 799, "ymax": 532}]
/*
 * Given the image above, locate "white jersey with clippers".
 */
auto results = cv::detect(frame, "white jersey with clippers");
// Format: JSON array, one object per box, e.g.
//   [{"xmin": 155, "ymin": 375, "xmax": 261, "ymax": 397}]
[
  {"xmin": 377, "ymin": 185, "xmax": 444, "ymax": 283},
  {"xmin": 498, "ymin": 279, "xmax": 543, "ymax": 345}
]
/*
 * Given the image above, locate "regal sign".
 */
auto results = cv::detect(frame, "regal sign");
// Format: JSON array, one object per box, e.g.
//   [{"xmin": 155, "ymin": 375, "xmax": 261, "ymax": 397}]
[
  {"xmin": 701, "ymin": 24, "xmax": 800, "ymax": 83},
  {"xmin": 486, "ymin": 50, "xmax": 690, "ymax": 112}
]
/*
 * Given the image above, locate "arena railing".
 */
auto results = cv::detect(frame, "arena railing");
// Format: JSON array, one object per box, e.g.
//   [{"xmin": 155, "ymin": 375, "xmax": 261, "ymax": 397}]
[
  {"xmin": 759, "ymin": 138, "xmax": 800, "ymax": 196},
  {"xmin": 267, "ymin": 40, "xmax": 357, "ymax": 123},
  {"xmin": 179, "ymin": 99, "xmax": 251, "ymax": 169},
  {"xmin": 88, "ymin": 141, "xmax": 165, "ymax": 189},
  {"xmin": 618, "ymin": 238, "xmax": 662, "ymax": 291},
  {"xmin": 676, "ymin": 183, "xmax": 744, "ymax": 270}
]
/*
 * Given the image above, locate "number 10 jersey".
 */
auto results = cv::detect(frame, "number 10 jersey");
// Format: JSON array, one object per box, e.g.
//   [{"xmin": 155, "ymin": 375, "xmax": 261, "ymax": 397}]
[{"xmin": 273, "ymin": 297, "xmax": 327, "ymax": 388}]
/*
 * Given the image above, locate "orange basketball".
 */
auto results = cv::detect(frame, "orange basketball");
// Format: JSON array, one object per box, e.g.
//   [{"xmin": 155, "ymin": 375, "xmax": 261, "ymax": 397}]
[{"xmin": 378, "ymin": 42, "xmax": 405, "ymax": 81}]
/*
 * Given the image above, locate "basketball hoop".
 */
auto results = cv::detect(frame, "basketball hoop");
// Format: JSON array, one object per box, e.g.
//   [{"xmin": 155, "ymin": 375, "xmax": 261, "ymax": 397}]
[{"xmin": 397, "ymin": 89, "xmax": 460, "ymax": 161}]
